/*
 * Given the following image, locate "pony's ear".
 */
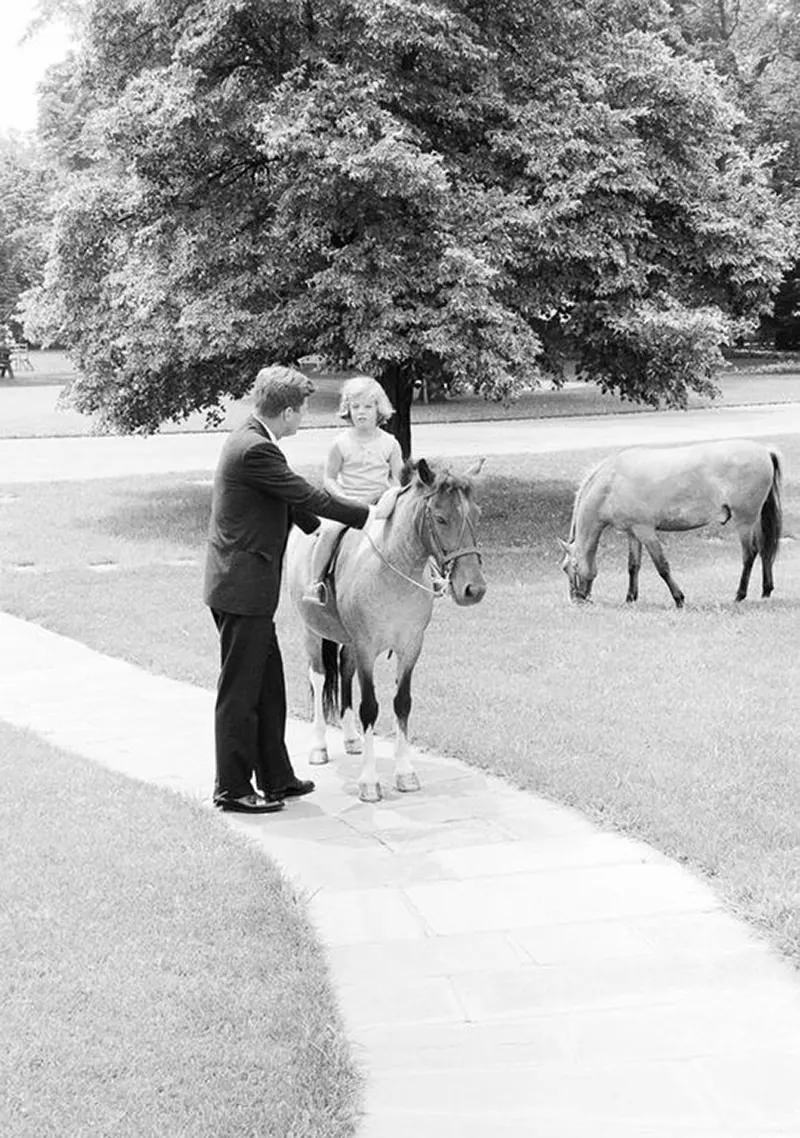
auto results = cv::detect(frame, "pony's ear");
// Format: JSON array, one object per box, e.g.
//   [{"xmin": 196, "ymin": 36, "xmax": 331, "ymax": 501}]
[
  {"xmin": 416, "ymin": 458, "xmax": 435, "ymax": 486},
  {"xmin": 466, "ymin": 456, "xmax": 485, "ymax": 477}
]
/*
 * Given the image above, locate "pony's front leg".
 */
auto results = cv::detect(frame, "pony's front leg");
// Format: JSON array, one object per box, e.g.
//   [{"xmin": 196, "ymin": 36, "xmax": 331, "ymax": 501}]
[
  {"xmin": 394, "ymin": 657, "xmax": 421, "ymax": 793},
  {"xmin": 356, "ymin": 663, "xmax": 381, "ymax": 802},
  {"xmin": 626, "ymin": 534, "xmax": 642, "ymax": 603},
  {"xmin": 638, "ymin": 528, "xmax": 685, "ymax": 608},
  {"xmin": 307, "ymin": 666, "xmax": 330, "ymax": 765},
  {"xmin": 339, "ymin": 645, "xmax": 362, "ymax": 755}
]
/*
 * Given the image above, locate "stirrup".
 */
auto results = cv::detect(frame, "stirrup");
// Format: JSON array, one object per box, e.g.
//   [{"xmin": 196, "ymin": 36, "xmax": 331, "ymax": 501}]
[{"xmin": 303, "ymin": 581, "xmax": 329, "ymax": 606}]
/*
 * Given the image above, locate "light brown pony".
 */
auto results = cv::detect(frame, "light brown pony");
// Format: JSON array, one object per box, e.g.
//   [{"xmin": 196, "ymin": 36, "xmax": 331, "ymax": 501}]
[
  {"xmin": 286, "ymin": 457, "xmax": 486, "ymax": 801},
  {"xmin": 560, "ymin": 439, "xmax": 782, "ymax": 608}
]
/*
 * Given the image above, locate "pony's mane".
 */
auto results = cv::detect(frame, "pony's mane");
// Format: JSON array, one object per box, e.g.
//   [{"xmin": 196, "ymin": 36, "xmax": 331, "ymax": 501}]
[{"xmin": 568, "ymin": 459, "xmax": 605, "ymax": 541}]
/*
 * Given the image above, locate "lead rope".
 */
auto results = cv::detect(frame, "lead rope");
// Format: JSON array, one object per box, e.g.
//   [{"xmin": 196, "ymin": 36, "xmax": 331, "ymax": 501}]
[{"xmin": 363, "ymin": 529, "xmax": 449, "ymax": 598}]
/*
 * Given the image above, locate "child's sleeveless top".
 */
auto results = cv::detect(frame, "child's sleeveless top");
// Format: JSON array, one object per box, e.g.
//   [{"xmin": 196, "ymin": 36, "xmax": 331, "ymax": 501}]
[{"xmin": 335, "ymin": 429, "xmax": 397, "ymax": 502}]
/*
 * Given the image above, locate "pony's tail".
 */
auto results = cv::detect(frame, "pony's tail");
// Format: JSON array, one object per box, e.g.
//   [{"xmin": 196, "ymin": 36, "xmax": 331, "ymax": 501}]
[
  {"xmin": 321, "ymin": 638, "xmax": 341, "ymax": 724},
  {"xmin": 758, "ymin": 451, "xmax": 783, "ymax": 564}
]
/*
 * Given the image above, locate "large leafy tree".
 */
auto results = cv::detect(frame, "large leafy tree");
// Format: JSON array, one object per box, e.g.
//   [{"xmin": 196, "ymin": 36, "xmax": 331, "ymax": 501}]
[
  {"xmin": 670, "ymin": 0, "xmax": 800, "ymax": 345},
  {"xmin": 24, "ymin": 0, "xmax": 791, "ymax": 449}
]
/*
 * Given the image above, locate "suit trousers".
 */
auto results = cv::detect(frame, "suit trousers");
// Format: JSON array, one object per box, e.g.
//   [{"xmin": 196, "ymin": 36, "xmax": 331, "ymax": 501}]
[{"xmin": 211, "ymin": 609, "xmax": 297, "ymax": 802}]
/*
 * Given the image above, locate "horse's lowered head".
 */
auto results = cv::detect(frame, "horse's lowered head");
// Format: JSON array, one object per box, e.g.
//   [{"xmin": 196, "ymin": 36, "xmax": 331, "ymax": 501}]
[
  {"xmin": 403, "ymin": 457, "xmax": 487, "ymax": 606},
  {"xmin": 559, "ymin": 538, "xmax": 595, "ymax": 603}
]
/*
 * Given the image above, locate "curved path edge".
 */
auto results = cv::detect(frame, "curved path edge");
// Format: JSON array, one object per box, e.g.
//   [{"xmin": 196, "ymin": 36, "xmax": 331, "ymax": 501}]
[{"xmin": 1, "ymin": 611, "xmax": 800, "ymax": 1136}]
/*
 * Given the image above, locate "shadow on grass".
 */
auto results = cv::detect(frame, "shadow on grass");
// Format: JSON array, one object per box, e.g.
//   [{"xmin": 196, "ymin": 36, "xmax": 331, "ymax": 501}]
[{"xmin": 84, "ymin": 479, "xmax": 212, "ymax": 547}]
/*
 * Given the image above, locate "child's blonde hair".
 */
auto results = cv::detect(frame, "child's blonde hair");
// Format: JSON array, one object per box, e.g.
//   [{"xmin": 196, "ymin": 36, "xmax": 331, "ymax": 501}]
[{"xmin": 337, "ymin": 375, "xmax": 394, "ymax": 425}]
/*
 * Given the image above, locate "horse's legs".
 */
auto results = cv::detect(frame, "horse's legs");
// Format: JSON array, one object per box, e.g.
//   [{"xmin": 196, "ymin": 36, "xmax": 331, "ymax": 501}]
[
  {"xmin": 735, "ymin": 525, "xmax": 758, "ymax": 602},
  {"xmin": 339, "ymin": 645, "xmax": 362, "ymax": 754},
  {"xmin": 306, "ymin": 636, "xmax": 329, "ymax": 766},
  {"xmin": 393, "ymin": 647, "xmax": 423, "ymax": 793},
  {"xmin": 626, "ymin": 534, "xmax": 642, "ymax": 603},
  {"xmin": 355, "ymin": 657, "xmax": 381, "ymax": 802},
  {"xmin": 637, "ymin": 527, "xmax": 685, "ymax": 608}
]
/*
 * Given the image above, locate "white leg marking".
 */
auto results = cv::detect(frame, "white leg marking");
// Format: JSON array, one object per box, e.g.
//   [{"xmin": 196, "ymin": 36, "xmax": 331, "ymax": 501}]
[
  {"xmin": 308, "ymin": 667, "xmax": 329, "ymax": 765},
  {"xmin": 358, "ymin": 727, "xmax": 381, "ymax": 802},
  {"xmin": 341, "ymin": 706, "xmax": 362, "ymax": 754},
  {"xmin": 394, "ymin": 720, "xmax": 420, "ymax": 793}
]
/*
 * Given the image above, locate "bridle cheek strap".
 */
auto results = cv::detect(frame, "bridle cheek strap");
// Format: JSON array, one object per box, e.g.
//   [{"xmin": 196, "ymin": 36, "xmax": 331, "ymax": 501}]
[{"xmin": 422, "ymin": 495, "xmax": 482, "ymax": 575}]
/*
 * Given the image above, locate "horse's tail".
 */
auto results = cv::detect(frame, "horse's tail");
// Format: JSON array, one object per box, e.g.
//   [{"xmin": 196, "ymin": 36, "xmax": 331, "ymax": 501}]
[
  {"xmin": 758, "ymin": 451, "xmax": 783, "ymax": 563},
  {"xmin": 321, "ymin": 638, "xmax": 341, "ymax": 724}
]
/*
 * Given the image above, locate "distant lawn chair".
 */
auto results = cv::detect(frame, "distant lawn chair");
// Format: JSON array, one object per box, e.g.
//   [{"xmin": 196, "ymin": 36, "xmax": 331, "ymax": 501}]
[
  {"xmin": 0, "ymin": 346, "xmax": 13, "ymax": 379},
  {"xmin": 10, "ymin": 344, "xmax": 34, "ymax": 371}
]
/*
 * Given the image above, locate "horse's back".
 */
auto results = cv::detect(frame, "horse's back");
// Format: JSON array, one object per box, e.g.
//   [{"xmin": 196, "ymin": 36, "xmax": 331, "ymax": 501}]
[
  {"xmin": 604, "ymin": 439, "xmax": 775, "ymax": 529},
  {"xmin": 614, "ymin": 438, "xmax": 770, "ymax": 477}
]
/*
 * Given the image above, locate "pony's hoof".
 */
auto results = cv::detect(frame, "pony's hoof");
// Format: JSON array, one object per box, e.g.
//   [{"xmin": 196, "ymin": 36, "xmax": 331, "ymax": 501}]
[
  {"xmin": 395, "ymin": 772, "xmax": 421, "ymax": 793},
  {"xmin": 358, "ymin": 781, "xmax": 382, "ymax": 803},
  {"xmin": 309, "ymin": 747, "xmax": 329, "ymax": 766},
  {"xmin": 343, "ymin": 736, "xmax": 363, "ymax": 755}
]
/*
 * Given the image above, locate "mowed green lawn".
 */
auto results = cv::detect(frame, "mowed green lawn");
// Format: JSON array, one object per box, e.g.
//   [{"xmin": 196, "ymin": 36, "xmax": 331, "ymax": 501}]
[
  {"xmin": 2, "ymin": 435, "xmax": 800, "ymax": 972},
  {"xmin": 0, "ymin": 721, "xmax": 362, "ymax": 1138}
]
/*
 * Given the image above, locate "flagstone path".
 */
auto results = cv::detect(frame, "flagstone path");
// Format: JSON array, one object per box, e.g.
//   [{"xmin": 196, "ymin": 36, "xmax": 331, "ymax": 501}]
[{"xmin": 1, "ymin": 611, "xmax": 800, "ymax": 1137}]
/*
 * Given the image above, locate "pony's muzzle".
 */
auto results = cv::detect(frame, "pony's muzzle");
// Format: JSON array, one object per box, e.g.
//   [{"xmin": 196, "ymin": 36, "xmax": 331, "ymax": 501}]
[{"xmin": 452, "ymin": 578, "xmax": 486, "ymax": 606}]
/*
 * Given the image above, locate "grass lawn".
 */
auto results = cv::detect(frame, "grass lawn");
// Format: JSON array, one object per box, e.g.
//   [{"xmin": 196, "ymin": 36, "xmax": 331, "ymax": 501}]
[
  {"xmin": 0, "ymin": 723, "xmax": 361, "ymax": 1138},
  {"xmin": 2, "ymin": 435, "xmax": 800, "ymax": 976}
]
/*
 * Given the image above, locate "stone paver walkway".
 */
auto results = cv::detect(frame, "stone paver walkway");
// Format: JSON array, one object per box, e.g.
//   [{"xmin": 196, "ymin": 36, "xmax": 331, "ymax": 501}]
[{"xmin": 2, "ymin": 609, "xmax": 800, "ymax": 1136}]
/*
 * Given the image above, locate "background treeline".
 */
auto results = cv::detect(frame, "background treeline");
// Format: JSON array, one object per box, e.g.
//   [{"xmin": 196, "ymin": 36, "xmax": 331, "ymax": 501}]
[{"xmin": 1, "ymin": 0, "xmax": 799, "ymax": 449}]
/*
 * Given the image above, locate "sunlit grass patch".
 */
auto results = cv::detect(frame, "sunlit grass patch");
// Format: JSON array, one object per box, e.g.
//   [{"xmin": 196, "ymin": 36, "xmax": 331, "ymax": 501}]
[{"xmin": 0, "ymin": 722, "xmax": 362, "ymax": 1138}]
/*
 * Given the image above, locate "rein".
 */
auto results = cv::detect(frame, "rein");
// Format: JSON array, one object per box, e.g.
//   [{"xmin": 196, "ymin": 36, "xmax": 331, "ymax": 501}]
[{"xmin": 365, "ymin": 487, "xmax": 481, "ymax": 599}]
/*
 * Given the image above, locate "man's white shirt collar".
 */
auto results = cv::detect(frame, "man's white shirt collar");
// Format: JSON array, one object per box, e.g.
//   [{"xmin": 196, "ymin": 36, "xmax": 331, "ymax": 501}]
[{"xmin": 253, "ymin": 414, "xmax": 279, "ymax": 446}]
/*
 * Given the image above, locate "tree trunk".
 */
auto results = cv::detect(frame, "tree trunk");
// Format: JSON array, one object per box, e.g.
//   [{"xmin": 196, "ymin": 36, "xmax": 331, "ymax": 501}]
[{"xmin": 379, "ymin": 362, "xmax": 414, "ymax": 459}]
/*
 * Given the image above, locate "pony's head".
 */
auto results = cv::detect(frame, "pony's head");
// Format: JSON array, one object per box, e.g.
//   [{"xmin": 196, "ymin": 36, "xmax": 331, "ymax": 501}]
[
  {"xmin": 403, "ymin": 457, "xmax": 486, "ymax": 606},
  {"xmin": 558, "ymin": 538, "xmax": 594, "ymax": 603}
]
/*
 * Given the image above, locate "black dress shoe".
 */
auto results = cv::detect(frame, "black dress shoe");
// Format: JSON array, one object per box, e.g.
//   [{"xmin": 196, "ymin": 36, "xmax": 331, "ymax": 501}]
[
  {"xmin": 265, "ymin": 779, "xmax": 315, "ymax": 802},
  {"xmin": 215, "ymin": 793, "xmax": 285, "ymax": 814}
]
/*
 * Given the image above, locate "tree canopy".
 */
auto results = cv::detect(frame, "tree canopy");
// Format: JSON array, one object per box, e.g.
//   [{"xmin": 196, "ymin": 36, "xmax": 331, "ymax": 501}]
[
  {"xmin": 0, "ymin": 138, "xmax": 57, "ymax": 332},
  {"xmin": 23, "ymin": 0, "xmax": 793, "ymax": 448}
]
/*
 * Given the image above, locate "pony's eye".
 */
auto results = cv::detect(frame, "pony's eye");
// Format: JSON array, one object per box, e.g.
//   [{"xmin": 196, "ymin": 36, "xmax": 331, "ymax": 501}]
[{"xmin": 434, "ymin": 515, "xmax": 448, "ymax": 525}]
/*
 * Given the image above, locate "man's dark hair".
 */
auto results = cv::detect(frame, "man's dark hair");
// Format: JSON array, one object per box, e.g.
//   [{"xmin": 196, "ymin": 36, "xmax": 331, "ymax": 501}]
[{"xmin": 253, "ymin": 365, "xmax": 316, "ymax": 417}]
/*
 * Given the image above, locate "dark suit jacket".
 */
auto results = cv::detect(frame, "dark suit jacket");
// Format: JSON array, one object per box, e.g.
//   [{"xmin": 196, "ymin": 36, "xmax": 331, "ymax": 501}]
[{"xmin": 204, "ymin": 417, "xmax": 369, "ymax": 616}]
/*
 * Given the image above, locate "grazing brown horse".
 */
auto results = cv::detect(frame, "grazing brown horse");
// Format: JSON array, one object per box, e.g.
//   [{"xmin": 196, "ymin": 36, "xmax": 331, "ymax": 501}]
[
  {"xmin": 560, "ymin": 439, "xmax": 782, "ymax": 608},
  {"xmin": 286, "ymin": 458, "xmax": 486, "ymax": 801}
]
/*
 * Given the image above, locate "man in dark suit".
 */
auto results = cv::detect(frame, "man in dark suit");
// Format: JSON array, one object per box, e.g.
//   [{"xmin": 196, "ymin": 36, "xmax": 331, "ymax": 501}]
[{"xmin": 204, "ymin": 365, "xmax": 370, "ymax": 814}]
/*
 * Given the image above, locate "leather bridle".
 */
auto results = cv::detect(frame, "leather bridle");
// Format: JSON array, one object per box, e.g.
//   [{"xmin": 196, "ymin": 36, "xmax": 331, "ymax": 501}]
[{"xmin": 420, "ymin": 489, "xmax": 482, "ymax": 575}]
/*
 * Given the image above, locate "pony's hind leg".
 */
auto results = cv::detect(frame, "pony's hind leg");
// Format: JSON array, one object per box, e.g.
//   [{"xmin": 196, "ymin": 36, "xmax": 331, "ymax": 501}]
[
  {"xmin": 355, "ymin": 660, "xmax": 382, "ymax": 802},
  {"xmin": 637, "ymin": 527, "xmax": 685, "ymax": 608},
  {"xmin": 307, "ymin": 663, "xmax": 329, "ymax": 766},
  {"xmin": 626, "ymin": 534, "xmax": 642, "ymax": 603},
  {"xmin": 393, "ymin": 655, "xmax": 421, "ymax": 793},
  {"xmin": 735, "ymin": 527, "xmax": 758, "ymax": 602},
  {"xmin": 339, "ymin": 645, "xmax": 362, "ymax": 754}
]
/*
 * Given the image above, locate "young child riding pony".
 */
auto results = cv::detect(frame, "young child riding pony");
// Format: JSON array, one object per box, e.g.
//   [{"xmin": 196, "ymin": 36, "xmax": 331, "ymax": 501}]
[{"xmin": 303, "ymin": 375, "xmax": 403, "ymax": 605}]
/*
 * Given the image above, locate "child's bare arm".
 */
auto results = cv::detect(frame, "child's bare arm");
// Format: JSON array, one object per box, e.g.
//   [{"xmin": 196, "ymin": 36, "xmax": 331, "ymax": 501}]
[
  {"xmin": 323, "ymin": 441, "xmax": 345, "ymax": 496},
  {"xmin": 388, "ymin": 438, "xmax": 403, "ymax": 485}
]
